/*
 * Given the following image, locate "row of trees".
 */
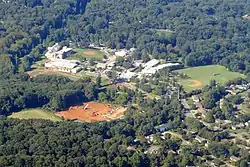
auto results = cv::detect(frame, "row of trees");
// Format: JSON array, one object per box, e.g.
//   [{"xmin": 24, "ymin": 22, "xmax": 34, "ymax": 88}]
[{"xmin": 2, "ymin": 0, "xmax": 250, "ymax": 75}]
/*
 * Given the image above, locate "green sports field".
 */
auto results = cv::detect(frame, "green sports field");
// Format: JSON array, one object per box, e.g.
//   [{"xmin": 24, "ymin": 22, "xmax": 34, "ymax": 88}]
[
  {"xmin": 9, "ymin": 109, "xmax": 62, "ymax": 122},
  {"xmin": 69, "ymin": 48, "xmax": 104, "ymax": 61},
  {"xmin": 176, "ymin": 65, "xmax": 246, "ymax": 92}
]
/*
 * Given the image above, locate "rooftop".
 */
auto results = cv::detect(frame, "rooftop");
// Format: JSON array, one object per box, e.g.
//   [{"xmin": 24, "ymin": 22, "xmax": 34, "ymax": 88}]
[
  {"xmin": 45, "ymin": 59, "xmax": 79, "ymax": 69},
  {"xmin": 143, "ymin": 59, "xmax": 159, "ymax": 69}
]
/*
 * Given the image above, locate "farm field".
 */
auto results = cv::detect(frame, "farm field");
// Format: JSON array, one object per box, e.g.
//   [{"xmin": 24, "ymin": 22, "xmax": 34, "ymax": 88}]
[
  {"xmin": 176, "ymin": 65, "xmax": 246, "ymax": 92},
  {"xmin": 9, "ymin": 109, "xmax": 62, "ymax": 121},
  {"xmin": 69, "ymin": 48, "xmax": 104, "ymax": 61},
  {"xmin": 56, "ymin": 102, "xmax": 126, "ymax": 123}
]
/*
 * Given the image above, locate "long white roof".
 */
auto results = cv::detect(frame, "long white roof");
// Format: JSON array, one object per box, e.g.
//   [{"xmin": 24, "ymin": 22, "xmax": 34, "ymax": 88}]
[
  {"xmin": 143, "ymin": 59, "xmax": 159, "ymax": 69},
  {"xmin": 141, "ymin": 63, "xmax": 179, "ymax": 75},
  {"xmin": 45, "ymin": 59, "xmax": 79, "ymax": 69}
]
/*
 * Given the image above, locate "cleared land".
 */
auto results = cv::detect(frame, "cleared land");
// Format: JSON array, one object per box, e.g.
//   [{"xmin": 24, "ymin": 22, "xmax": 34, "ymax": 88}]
[
  {"xmin": 9, "ymin": 109, "xmax": 62, "ymax": 121},
  {"xmin": 176, "ymin": 65, "xmax": 246, "ymax": 92},
  {"xmin": 69, "ymin": 48, "xmax": 104, "ymax": 61},
  {"xmin": 56, "ymin": 102, "xmax": 126, "ymax": 123},
  {"xmin": 27, "ymin": 68, "xmax": 83, "ymax": 81},
  {"xmin": 152, "ymin": 29, "xmax": 175, "ymax": 39}
]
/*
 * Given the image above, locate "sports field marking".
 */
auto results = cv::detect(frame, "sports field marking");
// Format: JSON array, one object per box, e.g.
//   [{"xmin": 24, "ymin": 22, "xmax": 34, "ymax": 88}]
[
  {"xmin": 83, "ymin": 51, "xmax": 96, "ymax": 55},
  {"xmin": 176, "ymin": 65, "xmax": 246, "ymax": 92},
  {"xmin": 189, "ymin": 80, "xmax": 203, "ymax": 87}
]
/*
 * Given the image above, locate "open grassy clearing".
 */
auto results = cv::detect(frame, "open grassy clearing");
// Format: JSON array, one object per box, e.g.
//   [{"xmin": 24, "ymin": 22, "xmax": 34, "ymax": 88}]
[
  {"xmin": 9, "ymin": 109, "xmax": 62, "ymax": 121},
  {"xmin": 31, "ymin": 58, "xmax": 47, "ymax": 68},
  {"xmin": 27, "ymin": 68, "xmax": 111, "ymax": 87},
  {"xmin": 240, "ymin": 103, "xmax": 250, "ymax": 114},
  {"xmin": 69, "ymin": 48, "xmax": 104, "ymax": 61},
  {"xmin": 176, "ymin": 65, "xmax": 246, "ymax": 92},
  {"xmin": 152, "ymin": 29, "xmax": 175, "ymax": 39},
  {"xmin": 27, "ymin": 68, "xmax": 82, "ymax": 81}
]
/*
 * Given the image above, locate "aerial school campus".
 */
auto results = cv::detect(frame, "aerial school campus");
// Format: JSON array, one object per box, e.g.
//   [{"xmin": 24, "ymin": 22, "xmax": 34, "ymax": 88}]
[{"xmin": 11, "ymin": 42, "xmax": 247, "ymax": 124}]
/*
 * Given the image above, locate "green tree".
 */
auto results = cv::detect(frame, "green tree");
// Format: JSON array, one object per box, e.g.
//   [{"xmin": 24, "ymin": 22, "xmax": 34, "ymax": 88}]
[
  {"xmin": 116, "ymin": 93, "xmax": 129, "ymax": 105},
  {"xmin": 96, "ymin": 75, "xmax": 101, "ymax": 88},
  {"xmin": 20, "ymin": 56, "xmax": 31, "ymax": 72},
  {"xmin": 205, "ymin": 110, "xmax": 215, "ymax": 123},
  {"xmin": 185, "ymin": 117, "xmax": 203, "ymax": 132},
  {"xmin": 0, "ymin": 54, "xmax": 15, "ymax": 78},
  {"xmin": 98, "ymin": 92, "xmax": 107, "ymax": 102}
]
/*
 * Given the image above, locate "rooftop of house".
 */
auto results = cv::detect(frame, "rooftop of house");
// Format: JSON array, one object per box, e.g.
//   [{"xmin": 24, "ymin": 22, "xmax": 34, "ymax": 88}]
[{"xmin": 154, "ymin": 123, "xmax": 171, "ymax": 131}]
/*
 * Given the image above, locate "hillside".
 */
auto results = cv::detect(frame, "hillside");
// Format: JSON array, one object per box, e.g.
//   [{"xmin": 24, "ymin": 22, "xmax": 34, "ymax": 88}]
[
  {"xmin": 0, "ymin": 0, "xmax": 250, "ymax": 166},
  {"xmin": 1, "ymin": 0, "xmax": 250, "ymax": 74}
]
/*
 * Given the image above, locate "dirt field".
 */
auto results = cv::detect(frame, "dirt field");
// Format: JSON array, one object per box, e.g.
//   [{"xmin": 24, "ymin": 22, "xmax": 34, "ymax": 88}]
[
  {"xmin": 56, "ymin": 102, "xmax": 126, "ymax": 123},
  {"xmin": 83, "ymin": 51, "xmax": 96, "ymax": 55},
  {"xmin": 190, "ymin": 80, "xmax": 203, "ymax": 87}
]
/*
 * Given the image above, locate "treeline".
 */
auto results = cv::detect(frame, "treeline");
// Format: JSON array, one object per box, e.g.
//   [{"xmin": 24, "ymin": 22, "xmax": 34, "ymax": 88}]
[
  {"xmin": 0, "ymin": 86, "xmax": 188, "ymax": 166},
  {"xmin": 0, "ymin": 0, "xmax": 89, "ymax": 63},
  {"xmin": 0, "ymin": 74, "xmax": 98, "ymax": 115},
  {"xmin": 3, "ymin": 0, "xmax": 250, "ymax": 74},
  {"xmin": 0, "ymin": 106, "xmax": 249, "ymax": 167},
  {"xmin": 72, "ymin": 0, "xmax": 250, "ymax": 74}
]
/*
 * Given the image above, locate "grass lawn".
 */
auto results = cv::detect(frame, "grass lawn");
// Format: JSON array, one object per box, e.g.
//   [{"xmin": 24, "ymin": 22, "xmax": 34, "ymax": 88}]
[
  {"xmin": 176, "ymin": 65, "xmax": 246, "ymax": 92},
  {"xmin": 9, "ymin": 109, "xmax": 62, "ymax": 121},
  {"xmin": 31, "ymin": 58, "xmax": 47, "ymax": 68},
  {"xmin": 69, "ymin": 48, "xmax": 104, "ymax": 61},
  {"xmin": 153, "ymin": 29, "xmax": 175, "ymax": 39},
  {"xmin": 240, "ymin": 103, "xmax": 250, "ymax": 114}
]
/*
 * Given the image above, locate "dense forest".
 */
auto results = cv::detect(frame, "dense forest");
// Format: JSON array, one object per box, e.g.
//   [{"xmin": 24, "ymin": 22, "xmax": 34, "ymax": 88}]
[
  {"xmin": 1, "ymin": 0, "xmax": 250, "ymax": 73},
  {"xmin": 1, "ymin": 0, "xmax": 250, "ymax": 166}
]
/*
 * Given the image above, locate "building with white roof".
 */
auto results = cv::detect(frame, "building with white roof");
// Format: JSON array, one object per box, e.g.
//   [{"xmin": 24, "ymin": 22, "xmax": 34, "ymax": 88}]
[
  {"xmin": 115, "ymin": 50, "xmax": 129, "ymax": 57},
  {"xmin": 45, "ymin": 44, "xmax": 73, "ymax": 60},
  {"xmin": 143, "ymin": 59, "xmax": 160, "ymax": 70},
  {"xmin": 141, "ymin": 63, "xmax": 179, "ymax": 75},
  {"xmin": 119, "ymin": 70, "xmax": 137, "ymax": 81},
  {"xmin": 45, "ymin": 59, "xmax": 81, "ymax": 73}
]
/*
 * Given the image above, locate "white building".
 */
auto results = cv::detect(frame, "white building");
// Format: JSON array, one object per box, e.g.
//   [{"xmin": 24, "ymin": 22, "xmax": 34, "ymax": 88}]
[
  {"xmin": 143, "ymin": 59, "xmax": 159, "ymax": 70},
  {"xmin": 119, "ymin": 70, "xmax": 137, "ymax": 81},
  {"xmin": 141, "ymin": 62, "xmax": 179, "ymax": 75},
  {"xmin": 71, "ymin": 67, "xmax": 82, "ymax": 74},
  {"xmin": 45, "ymin": 44, "xmax": 73, "ymax": 60},
  {"xmin": 115, "ymin": 50, "xmax": 129, "ymax": 57},
  {"xmin": 45, "ymin": 59, "xmax": 81, "ymax": 73}
]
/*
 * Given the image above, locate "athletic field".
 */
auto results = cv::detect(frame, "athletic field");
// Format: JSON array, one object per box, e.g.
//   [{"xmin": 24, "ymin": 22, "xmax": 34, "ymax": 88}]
[
  {"xmin": 9, "ymin": 109, "xmax": 62, "ymax": 122},
  {"xmin": 176, "ymin": 65, "xmax": 246, "ymax": 92},
  {"xmin": 70, "ymin": 48, "xmax": 104, "ymax": 61}
]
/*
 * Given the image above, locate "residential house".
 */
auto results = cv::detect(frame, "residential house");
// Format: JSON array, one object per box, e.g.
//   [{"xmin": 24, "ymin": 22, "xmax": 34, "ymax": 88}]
[{"xmin": 154, "ymin": 123, "xmax": 171, "ymax": 132}]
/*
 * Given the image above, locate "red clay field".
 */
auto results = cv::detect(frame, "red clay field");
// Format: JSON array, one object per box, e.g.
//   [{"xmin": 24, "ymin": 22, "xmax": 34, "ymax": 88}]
[{"xmin": 56, "ymin": 102, "xmax": 126, "ymax": 123}]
